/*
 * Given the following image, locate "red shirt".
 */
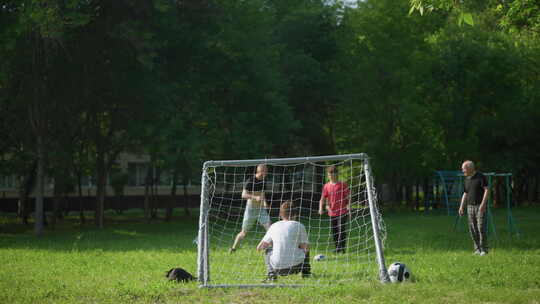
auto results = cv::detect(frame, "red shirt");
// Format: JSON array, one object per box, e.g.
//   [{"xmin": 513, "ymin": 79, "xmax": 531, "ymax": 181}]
[{"xmin": 322, "ymin": 181, "xmax": 350, "ymax": 217}]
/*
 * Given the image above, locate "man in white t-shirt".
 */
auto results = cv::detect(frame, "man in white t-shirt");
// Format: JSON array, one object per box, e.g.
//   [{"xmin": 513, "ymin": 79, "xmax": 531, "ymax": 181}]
[{"xmin": 257, "ymin": 201, "xmax": 311, "ymax": 282}]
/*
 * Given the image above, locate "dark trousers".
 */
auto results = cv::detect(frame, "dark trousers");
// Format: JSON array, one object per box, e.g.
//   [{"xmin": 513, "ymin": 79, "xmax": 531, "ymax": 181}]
[
  {"xmin": 467, "ymin": 205, "xmax": 488, "ymax": 252},
  {"xmin": 264, "ymin": 248, "xmax": 311, "ymax": 277},
  {"xmin": 331, "ymin": 213, "xmax": 348, "ymax": 252}
]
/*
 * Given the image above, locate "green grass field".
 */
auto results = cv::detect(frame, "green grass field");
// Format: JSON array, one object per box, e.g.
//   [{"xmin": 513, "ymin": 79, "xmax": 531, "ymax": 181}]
[{"xmin": 1, "ymin": 207, "xmax": 540, "ymax": 304}]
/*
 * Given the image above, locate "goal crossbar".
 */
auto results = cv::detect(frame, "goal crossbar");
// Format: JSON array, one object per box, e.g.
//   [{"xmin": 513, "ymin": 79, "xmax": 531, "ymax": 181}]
[{"xmin": 202, "ymin": 153, "xmax": 368, "ymax": 167}]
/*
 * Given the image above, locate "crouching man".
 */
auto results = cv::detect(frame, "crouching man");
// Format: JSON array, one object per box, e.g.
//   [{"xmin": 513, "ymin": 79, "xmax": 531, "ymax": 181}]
[{"xmin": 257, "ymin": 201, "xmax": 311, "ymax": 282}]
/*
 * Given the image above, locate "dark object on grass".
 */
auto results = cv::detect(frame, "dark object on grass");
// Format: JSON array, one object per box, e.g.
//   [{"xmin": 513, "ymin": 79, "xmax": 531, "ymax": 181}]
[{"xmin": 166, "ymin": 268, "xmax": 196, "ymax": 283}]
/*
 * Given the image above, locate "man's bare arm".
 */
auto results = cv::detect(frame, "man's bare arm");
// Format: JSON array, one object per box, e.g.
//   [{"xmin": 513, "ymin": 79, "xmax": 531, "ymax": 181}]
[
  {"xmin": 479, "ymin": 187, "xmax": 490, "ymax": 213},
  {"xmin": 242, "ymin": 189, "xmax": 263, "ymax": 202},
  {"xmin": 257, "ymin": 240, "xmax": 271, "ymax": 251}
]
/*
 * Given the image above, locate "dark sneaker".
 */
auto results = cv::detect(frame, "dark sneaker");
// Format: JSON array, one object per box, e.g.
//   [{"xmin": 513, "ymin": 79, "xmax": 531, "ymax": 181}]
[
  {"xmin": 262, "ymin": 275, "xmax": 277, "ymax": 283},
  {"xmin": 301, "ymin": 272, "xmax": 311, "ymax": 278},
  {"xmin": 228, "ymin": 247, "xmax": 236, "ymax": 254}
]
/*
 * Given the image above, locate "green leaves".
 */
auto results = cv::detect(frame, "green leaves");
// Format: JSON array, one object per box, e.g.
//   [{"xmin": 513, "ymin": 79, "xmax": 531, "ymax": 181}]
[
  {"xmin": 410, "ymin": 0, "xmax": 475, "ymax": 27},
  {"xmin": 1, "ymin": 0, "xmax": 540, "ymax": 211},
  {"xmin": 458, "ymin": 12, "xmax": 474, "ymax": 26},
  {"xmin": 409, "ymin": 0, "xmax": 434, "ymax": 16}
]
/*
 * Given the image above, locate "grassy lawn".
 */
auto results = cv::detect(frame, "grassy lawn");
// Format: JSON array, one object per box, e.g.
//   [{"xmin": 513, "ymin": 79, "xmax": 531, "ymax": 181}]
[{"xmin": 1, "ymin": 207, "xmax": 540, "ymax": 304}]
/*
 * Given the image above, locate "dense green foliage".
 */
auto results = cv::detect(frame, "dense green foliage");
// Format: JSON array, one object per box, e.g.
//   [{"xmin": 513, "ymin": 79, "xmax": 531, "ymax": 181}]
[
  {"xmin": 1, "ymin": 207, "xmax": 540, "ymax": 303},
  {"xmin": 1, "ymin": 0, "xmax": 540, "ymax": 229}
]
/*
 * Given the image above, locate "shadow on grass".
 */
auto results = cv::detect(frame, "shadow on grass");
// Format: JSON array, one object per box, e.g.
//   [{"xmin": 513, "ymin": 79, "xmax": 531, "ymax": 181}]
[
  {"xmin": 0, "ymin": 210, "xmax": 202, "ymax": 253},
  {"xmin": 1, "ymin": 207, "xmax": 539, "ymax": 254}
]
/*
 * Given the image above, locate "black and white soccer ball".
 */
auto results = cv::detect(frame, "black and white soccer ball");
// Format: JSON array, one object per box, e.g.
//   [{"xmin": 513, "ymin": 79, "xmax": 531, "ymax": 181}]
[
  {"xmin": 388, "ymin": 262, "xmax": 411, "ymax": 283},
  {"xmin": 314, "ymin": 254, "xmax": 326, "ymax": 262}
]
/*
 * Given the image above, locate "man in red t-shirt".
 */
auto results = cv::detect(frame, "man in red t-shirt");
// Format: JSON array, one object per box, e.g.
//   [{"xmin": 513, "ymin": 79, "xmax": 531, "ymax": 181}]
[{"xmin": 319, "ymin": 165, "xmax": 350, "ymax": 253}]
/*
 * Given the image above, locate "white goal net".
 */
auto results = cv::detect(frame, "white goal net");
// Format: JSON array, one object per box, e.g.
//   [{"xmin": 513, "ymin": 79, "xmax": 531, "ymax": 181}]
[{"xmin": 197, "ymin": 154, "xmax": 389, "ymax": 287}]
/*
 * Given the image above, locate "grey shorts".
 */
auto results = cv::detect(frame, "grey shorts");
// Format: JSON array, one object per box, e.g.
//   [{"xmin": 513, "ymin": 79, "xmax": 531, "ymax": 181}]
[{"xmin": 242, "ymin": 203, "xmax": 271, "ymax": 230}]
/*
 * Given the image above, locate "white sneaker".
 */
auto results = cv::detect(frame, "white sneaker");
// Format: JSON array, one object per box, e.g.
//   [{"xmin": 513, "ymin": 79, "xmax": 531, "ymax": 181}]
[
  {"xmin": 473, "ymin": 250, "xmax": 481, "ymax": 255},
  {"xmin": 479, "ymin": 251, "xmax": 487, "ymax": 256}
]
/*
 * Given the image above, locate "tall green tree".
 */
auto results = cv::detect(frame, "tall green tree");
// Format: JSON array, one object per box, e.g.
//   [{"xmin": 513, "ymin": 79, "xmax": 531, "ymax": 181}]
[
  {"xmin": 332, "ymin": 0, "xmax": 445, "ymax": 203},
  {"xmin": 0, "ymin": 0, "xmax": 93, "ymax": 234},
  {"xmin": 267, "ymin": 0, "xmax": 342, "ymax": 155}
]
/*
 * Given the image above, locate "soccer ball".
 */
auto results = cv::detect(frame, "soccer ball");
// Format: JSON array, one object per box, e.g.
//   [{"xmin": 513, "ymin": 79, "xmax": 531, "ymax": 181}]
[
  {"xmin": 314, "ymin": 254, "xmax": 326, "ymax": 262},
  {"xmin": 388, "ymin": 262, "xmax": 411, "ymax": 283}
]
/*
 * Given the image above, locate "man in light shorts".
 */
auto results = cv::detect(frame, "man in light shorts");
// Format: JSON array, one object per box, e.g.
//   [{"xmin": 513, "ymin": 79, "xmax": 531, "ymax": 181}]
[{"xmin": 230, "ymin": 164, "xmax": 271, "ymax": 253}]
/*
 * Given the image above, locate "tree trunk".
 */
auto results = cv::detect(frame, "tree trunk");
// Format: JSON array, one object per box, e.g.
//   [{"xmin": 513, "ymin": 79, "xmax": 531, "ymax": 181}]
[
  {"xmin": 17, "ymin": 187, "xmax": 29, "ymax": 225},
  {"xmin": 165, "ymin": 168, "xmax": 178, "ymax": 222},
  {"xmin": 151, "ymin": 168, "xmax": 159, "ymax": 219},
  {"xmin": 34, "ymin": 135, "xmax": 45, "ymax": 236},
  {"xmin": 51, "ymin": 173, "xmax": 66, "ymax": 229},
  {"xmin": 28, "ymin": 29, "xmax": 47, "ymax": 236},
  {"xmin": 433, "ymin": 178, "xmax": 440, "ymax": 209},
  {"xmin": 51, "ymin": 183, "xmax": 59, "ymax": 229},
  {"xmin": 114, "ymin": 193, "xmax": 123, "ymax": 215},
  {"xmin": 527, "ymin": 175, "xmax": 536, "ymax": 204},
  {"xmin": 387, "ymin": 172, "xmax": 398, "ymax": 210},
  {"xmin": 415, "ymin": 180, "xmax": 420, "ymax": 211},
  {"xmin": 17, "ymin": 161, "xmax": 37, "ymax": 225},
  {"xmin": 77, "ymin": 172, "xmax": 85, "ymax": 224},
  {"xmin": 422, "ymin": 177, "xmax": 429, "ymax": 211},
  {"xmin": 95, "ymin": 149, "xmax": 106, "ymax": 228},
  {"xmin": 375, "ymin": 182, "xmax": 384, "ymax": 208},
  {"xmin": 405, "ymin": 183, "xmax": 412, "ymax": 209},
  {"xmin": 182, "ymin": 159, "xmax": 192, "ymax": 217},
  {"xmin": 143, "ymin": 165, "xmax": 152, "ymax": 222},
  {"xmin": 395, "ymin": 181, "xmax": 402, "ymax": 207},
  {"xmin": 183, "ymin": 180, "xmax": 191, "ymax": 217},
  {"xmin": 515, "ymin": 168, "xmax": 527, "ymax": 205},
  {"xmin": 531, "ymin": 174, "xmax": 538, "ymax": 203},
  {"xmin": 536, "ymin": 174, "xmax": 540, "ymax": 204}
]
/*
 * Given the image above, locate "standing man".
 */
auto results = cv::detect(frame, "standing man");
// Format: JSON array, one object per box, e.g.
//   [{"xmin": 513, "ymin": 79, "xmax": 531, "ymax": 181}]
[
  {"xmin": 230, "ymin": 164, "xmax": 271, "ymax": 253},
  {"xmin": 319, "ymin": 165, "xmax": 350, "ymax": 253},
  {"xmin": 257, "ymin": 201, "xmax": 311, "ymax": 282},
  {"xmin": 459, "ymin": 160, "xmax": 490, "ymax": 256}
]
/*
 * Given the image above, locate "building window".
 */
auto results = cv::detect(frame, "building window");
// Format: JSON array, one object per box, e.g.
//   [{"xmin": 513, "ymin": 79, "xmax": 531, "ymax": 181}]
[
  {"xmin": 128, "ymin": 162, "xmax": 149, "ymax": 186},
  {"xmin": 0, "ymin": 175, "xmax": 17, "ymax": 189}
]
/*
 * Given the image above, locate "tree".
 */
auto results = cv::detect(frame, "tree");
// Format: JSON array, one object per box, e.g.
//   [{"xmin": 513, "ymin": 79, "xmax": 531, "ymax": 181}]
[
  {"xmin": 331, "ymin": 0, "xmax": 445, "ymax": 204},
  {"xmin": 0, "ymin": 0, "xmax": 94, "ymax": 235},
  {"xmin": 267, "ymin": 0, "xmax": 342, "ymax": 155}
]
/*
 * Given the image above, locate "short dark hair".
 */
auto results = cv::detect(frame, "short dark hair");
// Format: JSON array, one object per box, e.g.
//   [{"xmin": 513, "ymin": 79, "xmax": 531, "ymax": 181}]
[{"xmin": 279, "ymin": 201, "xmax": 298, "ymax": 220}]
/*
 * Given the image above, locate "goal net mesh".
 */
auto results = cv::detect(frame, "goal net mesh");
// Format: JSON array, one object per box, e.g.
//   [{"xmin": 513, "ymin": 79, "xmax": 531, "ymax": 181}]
[{"xmin": 197, "ymin": 154, "xmax": 387, "ymax": 287}]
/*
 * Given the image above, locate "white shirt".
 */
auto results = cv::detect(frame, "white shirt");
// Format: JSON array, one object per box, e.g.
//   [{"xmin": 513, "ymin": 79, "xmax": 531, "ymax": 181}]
[{"xmin": 262, "ymin": 220, "xmax": 308, "ymax": 269}]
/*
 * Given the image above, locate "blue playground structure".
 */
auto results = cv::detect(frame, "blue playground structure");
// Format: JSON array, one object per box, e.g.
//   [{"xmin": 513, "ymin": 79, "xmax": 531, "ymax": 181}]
[{"xmin": 425, "ymin": 171, "xmax": 520, "ymax": 237}]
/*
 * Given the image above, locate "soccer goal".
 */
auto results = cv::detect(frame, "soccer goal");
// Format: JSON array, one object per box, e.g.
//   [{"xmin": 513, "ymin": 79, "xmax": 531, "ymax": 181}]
[{"xmin": 197, "ymin": 153, "xmax": 390, "ymax": 288}]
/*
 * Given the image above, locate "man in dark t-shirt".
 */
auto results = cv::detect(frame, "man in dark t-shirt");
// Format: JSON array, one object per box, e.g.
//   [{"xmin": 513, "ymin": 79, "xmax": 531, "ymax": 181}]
[
  {"xmin": 459, "ymin": 160, "xmax": 490, "ymax": 256},
  {"xmin": 229, "ymin": 164, "xmax": 271, "ymax": 253}
]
